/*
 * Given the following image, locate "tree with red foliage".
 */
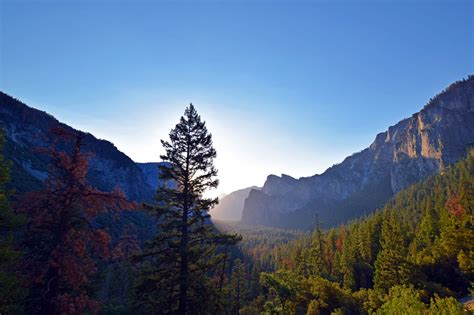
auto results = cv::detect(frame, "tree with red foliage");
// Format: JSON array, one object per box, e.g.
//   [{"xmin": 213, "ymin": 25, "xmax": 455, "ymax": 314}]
[
  {"xmin": 445, "ymin": 194, "xmax": 466, "ymax": 218},
  {"xmin": 15, "ymin": 127, "xmax": 135, "ymax": 314}
]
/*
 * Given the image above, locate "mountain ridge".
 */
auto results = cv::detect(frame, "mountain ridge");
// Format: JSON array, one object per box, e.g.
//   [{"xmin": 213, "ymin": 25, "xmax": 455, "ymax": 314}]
[{"xmin": 241, "ymin": 75, "xmax": 474, "ymax": 229}]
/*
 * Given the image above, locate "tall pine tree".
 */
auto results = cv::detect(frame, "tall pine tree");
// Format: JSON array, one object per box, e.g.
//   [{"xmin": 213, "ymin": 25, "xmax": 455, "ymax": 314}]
[
  {"xmin": 134, "ymin": 104, "xmax": 240, "ymax": 313},
  {"xmin": 308, "ymin": 214, "xmax": 326, "ymax": 277},
  {"xmin": 374, "ymin": 210, "xmax": 412, "ymax": 292},
  {"xmin": 229, "ymin": 258, "xmax": 249, "ymax": 314}
]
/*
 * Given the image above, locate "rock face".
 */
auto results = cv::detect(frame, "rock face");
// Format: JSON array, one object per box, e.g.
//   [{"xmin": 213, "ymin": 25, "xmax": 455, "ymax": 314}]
[
  {"xmin": 0, "ymin": 91, "xmax": 156, "ymax": 202},
  {"xmin": 137, "ymin": 162, "xmax": 164, "ymax": 190},
  {"xmin": 241, "ymin": 76, "xmax": 474, "ymax": 229},
  {"xmin": 210, "ymin": 186, "xmax": 260, "ymax": 221}
]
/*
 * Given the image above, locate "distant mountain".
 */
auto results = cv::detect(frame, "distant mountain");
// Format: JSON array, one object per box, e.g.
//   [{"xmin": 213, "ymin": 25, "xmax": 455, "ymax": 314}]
[
  {"xmin": 210, "ymin": 186, "xmax": 260, "ymax": 221},
  {"xmin": 242, "ymin": 76, "xmax": 474, "ymax": 229}
]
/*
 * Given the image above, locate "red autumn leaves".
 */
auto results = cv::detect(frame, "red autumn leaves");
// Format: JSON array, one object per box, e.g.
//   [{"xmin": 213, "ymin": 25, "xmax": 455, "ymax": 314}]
[
  {"xmin": 15, "ymin": 127, "xmax": 136, "ymax": 314},
  {"xmin": 445, "ymin": 194, "xmax": 466, "ymax": 218}
]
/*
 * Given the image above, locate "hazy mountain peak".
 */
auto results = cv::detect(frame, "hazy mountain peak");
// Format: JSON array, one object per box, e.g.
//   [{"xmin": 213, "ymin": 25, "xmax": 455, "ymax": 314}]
[{"xmin": 210, "ymin": 186, "xmax": 260, "ymax": 221}]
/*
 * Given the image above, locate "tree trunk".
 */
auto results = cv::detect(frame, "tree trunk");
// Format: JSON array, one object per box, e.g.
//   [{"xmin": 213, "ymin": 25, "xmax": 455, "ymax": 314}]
[
  {"xmin": 178, "ymin": 204, "xmax": 189, "ymax": 314},
  {"xmin": 178, "ymin": 147, "xmax": 191, "ymax": 314}
]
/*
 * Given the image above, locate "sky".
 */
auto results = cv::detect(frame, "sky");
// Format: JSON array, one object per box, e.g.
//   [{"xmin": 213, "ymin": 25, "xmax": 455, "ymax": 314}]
[{"xmin": 1, "ymin": 0, "xmax": 473, "ymax": 196}]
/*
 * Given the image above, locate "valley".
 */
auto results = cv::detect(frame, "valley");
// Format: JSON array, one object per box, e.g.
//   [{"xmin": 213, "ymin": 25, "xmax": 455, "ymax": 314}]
[{"xmin": 0, "ymin": 76, "xmax": 472, "ymax": 313}]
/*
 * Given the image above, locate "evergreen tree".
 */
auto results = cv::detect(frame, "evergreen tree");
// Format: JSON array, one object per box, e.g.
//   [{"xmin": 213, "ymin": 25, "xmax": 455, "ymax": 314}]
[
  {"xmin": 411, "ymin": 202, "xmax": 438, "ymax": 264},
  {"xmin": 308, "ymin": 215, "xmax": 325, "ymax": 277},
  {"xmin": 376, "ymin": 285, "xmax": 426, "ymax": 314},
  {"xmin": 134, "ymin": 104, "xmax": 240, "ymax": 313},
  {"xmin": 0, "ymin": 130, "xmax": 25, "ymax": 313},
  {"xmin": 374, "ymin": 211, "xmax": 412, "ymax": 291},
  {"xmin": 295, "ymin": 245, "xmax": 309, "ymax": 277},
  {"xmin": 229, "ymin": 258, "xmax": 249, "ymax": 313},
  {"xmin": 102, "ymin": 226, "xmax": 141, "ymax": 313},
  {"xmin": 324, "ymin": 229, "xmax": 338, "ymax": 276},
  {"xmin": 340, "ymin": 229, "xmax": 357, "ymax": 290}
]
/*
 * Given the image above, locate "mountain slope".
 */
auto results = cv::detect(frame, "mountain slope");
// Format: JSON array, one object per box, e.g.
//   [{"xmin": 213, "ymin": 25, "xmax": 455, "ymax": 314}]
[
  {"xmin": 210, "ymin": 186, "xmax": 260, "ymax": 221},
  {"xmin": 241, "ymin": 76, "xmax": 474, "ymax": 229},
  {"xmin": 0, "ymin": 91, "xmax": 156, "ymax": 202},
  {"xmin": 0, "ymin": 92, "xmax": 166, "ymax": 243},
  {"xmin": 137, "ymin": 162, "xmax": 164, "ymax": 190}
]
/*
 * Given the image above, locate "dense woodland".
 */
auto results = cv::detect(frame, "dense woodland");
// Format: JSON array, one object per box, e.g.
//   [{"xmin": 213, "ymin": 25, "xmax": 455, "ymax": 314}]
[
  {"xmin": 232, "ymin": 151, "xmax": 473, "ymax": 314},
  {"xmin": 0, "ymin": 104, "xmax": 472, "ymax": 314}
]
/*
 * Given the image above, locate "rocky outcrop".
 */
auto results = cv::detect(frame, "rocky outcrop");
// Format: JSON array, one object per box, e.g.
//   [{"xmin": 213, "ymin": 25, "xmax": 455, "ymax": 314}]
[{"xmin": 241, "ymin": 76, "xmax": 474, "ymax": 229}]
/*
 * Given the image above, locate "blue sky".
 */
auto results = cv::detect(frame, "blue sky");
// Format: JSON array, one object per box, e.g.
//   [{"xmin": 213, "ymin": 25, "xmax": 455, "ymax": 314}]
[{"xmin": 1, "ymin": 0, "xmax": 473, "ymax": 195}]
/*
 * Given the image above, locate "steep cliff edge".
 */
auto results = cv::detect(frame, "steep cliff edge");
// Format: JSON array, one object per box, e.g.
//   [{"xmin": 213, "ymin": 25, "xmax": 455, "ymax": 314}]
[{"xmin": 242, "ymin": 76, "xmax": 474, "ymax": 229}]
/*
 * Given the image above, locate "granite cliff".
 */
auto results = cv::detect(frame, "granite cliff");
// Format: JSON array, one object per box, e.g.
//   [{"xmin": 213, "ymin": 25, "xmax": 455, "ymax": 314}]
[{"xmin": 241, "ymin": 76, "xmax": 474, "ymax": 229}]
